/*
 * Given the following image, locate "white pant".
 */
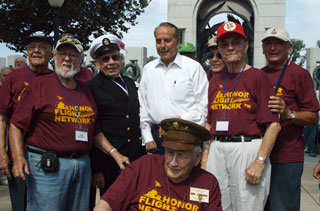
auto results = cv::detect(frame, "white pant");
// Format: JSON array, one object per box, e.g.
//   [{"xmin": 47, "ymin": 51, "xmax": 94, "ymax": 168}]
[{"xmin": 206, "ymin": 138, "xmax": 271, "ymax": 211}]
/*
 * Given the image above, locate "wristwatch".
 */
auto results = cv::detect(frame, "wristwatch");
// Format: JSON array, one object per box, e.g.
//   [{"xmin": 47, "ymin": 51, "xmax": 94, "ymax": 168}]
[
  {"xmin": 290, "ymin": 111, "xmax": 296, "ymax": 119},
  {"xmin": 256, "ymin": 156, "xmax": 266, "ymax": 164}
]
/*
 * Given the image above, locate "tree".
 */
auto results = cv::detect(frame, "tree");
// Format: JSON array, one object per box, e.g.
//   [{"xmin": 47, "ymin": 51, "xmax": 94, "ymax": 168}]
[
  {"xmin": 0, "ymin": 0, "xmax": 150, "ymax": 52},
  {"xmin": 146, "ymin": 55, "xmax": 157, "ymax": 63},
  {"xmin": 289, "ymin": 39, "xmax": 306, "ymax": 66},
  {"xmin": 317, "ymin": 40, "xmax": 320, "ymax": 48}
]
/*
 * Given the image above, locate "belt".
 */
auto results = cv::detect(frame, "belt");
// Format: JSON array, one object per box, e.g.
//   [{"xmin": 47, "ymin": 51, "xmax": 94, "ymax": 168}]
[
  {"xmin": 26, "ymin": 146, "xmax": 86, "ymax": 158},
  {"xmin": 216, "ymin": 135, "xmax": 261, "ymax": 142}
]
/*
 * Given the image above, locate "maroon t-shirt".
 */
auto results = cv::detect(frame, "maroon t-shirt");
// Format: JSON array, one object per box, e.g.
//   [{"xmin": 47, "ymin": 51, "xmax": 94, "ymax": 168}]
[
  {"xmin": 262, "ymin": 62, "xmax": 320, "ymax": 163},
  {"xmin": 102, "ymin": 154, "xmax": 222, "ymax": 211},
  {"xmin": 0, "ymin": 66, "xmax": 52, "ymax": 118},
  {"xmin": 207, "ymin": 67, "xmax": 278, "ymax": 136},
  {"xmin": 10, "ymin": 73, "xmax": 100, "ymax": 155},
  {"xmin": 74, "ymin": 67, "xmax": 94, "ymax": 83}
]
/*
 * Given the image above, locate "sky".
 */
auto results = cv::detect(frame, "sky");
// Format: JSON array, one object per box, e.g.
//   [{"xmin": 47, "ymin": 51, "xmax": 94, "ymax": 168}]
[{"xmin": 1, "ymin": 0, "xmax": 320, "ymax": 63}]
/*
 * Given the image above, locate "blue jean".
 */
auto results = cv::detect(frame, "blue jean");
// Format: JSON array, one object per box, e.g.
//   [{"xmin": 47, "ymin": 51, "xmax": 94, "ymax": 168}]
[
  {"xmin": 303, "ymin": 126, "xmax": 317, "ymax": 154},
  {"xmin": 25, "ymin": 146, "xmax": 91, "ymax": 211},
  {"xmin": 265, "ymin": 162, "xmax": 303, "ymax": 211}
]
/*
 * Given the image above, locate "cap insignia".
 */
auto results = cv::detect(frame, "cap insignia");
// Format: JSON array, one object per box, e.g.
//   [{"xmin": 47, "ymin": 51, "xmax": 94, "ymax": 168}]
[
  {"xmin": 103, "ymin": 38, "xmax": 110, "ymax": 46},
  {"xmin": 224, "ymin": 22, "xmax": 236, "ymax": 31},
  {"xmin": 59, "ymin": 36, "xmax": 80, "ymax": 44},
  {"xmin": 173, "ymin": 121, "xmax": 179, "ymax": 129},
  {"xmin": 271, "ymin": 29, "xmax": 277, "ymax": 34}
]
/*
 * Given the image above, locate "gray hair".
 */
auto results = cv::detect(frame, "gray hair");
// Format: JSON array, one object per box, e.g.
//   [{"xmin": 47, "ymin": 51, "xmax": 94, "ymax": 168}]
[
  {"xmin": 1, "ymin": 66, "xmax": 11, "ymax": 72},
  {"xmin": 193, "ymin": 145, "xmax": 202, "ymax": 155}
]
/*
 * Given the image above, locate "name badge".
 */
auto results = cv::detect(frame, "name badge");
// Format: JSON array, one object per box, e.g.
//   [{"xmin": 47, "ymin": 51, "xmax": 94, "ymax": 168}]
[
  {"xmin": 75, "ymin": 129, "xmax": 88, "ymax": 142},
  {"xmin": 216, "ymin": 121, "xmax": 229, "ymax": 131},
  {"xmin": 190, "ymin": 187, "xmax": 209, "ymax": 203}
]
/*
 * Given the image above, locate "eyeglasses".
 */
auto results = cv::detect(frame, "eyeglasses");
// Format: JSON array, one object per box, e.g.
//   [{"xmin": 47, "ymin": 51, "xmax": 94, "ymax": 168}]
[
  {"xmin": 263, "ymin": 40, "xmax": 288, "ymax": 49},
  {"xmin": 98, "ymin": 54, "xmax": 121, "ymax": 63},
  {"xmin": 207, "ymin": 52, "xmax": 222, "ymax": 59},
  {"xmin": 57, "ymin": 52, "xmax": 80, "ymax": 60},
  {"xmin": 218, "ymin": 40, "xmax": 243, "ymax": 49}
]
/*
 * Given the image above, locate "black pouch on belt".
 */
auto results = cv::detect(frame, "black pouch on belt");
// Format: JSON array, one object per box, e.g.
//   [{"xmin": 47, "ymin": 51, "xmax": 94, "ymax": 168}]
[{"xmin": 40, "ymin": 151, "xmax": 59, "ymax": 172}]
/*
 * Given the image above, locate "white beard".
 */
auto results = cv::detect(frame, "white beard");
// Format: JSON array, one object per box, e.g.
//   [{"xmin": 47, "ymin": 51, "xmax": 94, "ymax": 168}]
[{"xmin": 55, "ymin": 60, "xmax": 78, "ymax": 79}]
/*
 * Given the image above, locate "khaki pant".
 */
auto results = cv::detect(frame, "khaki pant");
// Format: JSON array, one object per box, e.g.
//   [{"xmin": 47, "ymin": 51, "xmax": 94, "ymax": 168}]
[{"xmin": 207, "ymin": 138, "xmax": 271, "ymax": 211}]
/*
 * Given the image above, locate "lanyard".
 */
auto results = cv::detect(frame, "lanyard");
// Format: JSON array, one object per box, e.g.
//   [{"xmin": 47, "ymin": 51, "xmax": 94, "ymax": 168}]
[
  {"xmin": 56, "ymin": 73, "xmax": 81, "ymax": 125},
  {"xmin": 28, "ymin": 66, "xmax": 33, "ymax": 81},
  {"xmin": 112, "ymin": 77, "xmax": 128, "ymax": 96},
  {"xmin": 265, "ymin": 60, "xmax": 289, "ymax": 94},
  {"xmin": 223, "ymin": 63, "xmax": 246, "ymax": 113},
  {"xmin": 28, "ymin": 66, "xmax": 51, "ymax": 81}
]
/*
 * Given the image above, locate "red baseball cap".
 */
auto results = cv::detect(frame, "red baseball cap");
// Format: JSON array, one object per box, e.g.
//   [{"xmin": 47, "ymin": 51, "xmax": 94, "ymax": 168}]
[{"xmin": 216, "ymin": 21, "xmax": 247, "ymax": 42}]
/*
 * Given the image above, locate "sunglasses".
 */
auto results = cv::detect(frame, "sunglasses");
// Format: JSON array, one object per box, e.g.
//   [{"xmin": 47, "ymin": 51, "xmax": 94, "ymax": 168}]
[
  {"xmin": 98, "ymin": 54, "xmax": 121, "ymax": 63},
  {"xmin": 207, "ymin": 52, "xmax": 222, "ymax": 59}
]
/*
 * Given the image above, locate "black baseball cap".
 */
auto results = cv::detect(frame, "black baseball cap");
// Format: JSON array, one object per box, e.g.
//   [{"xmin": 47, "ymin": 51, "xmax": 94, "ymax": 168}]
[{"xmin": 25, "ymin": 31, "xmax": 53, "ymax": 47}]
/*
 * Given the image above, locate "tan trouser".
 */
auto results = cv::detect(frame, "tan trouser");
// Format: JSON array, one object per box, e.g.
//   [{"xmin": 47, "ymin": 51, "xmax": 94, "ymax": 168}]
[{"xmin": 207, "ymin": 138, "xmax": 271, "ymax": 211}]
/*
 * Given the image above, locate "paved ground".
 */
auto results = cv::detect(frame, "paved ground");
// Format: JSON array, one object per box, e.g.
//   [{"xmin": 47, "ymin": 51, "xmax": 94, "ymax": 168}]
[{"xmin": 0, "ymin": 154, "xmax": 320, "ymax": 211}]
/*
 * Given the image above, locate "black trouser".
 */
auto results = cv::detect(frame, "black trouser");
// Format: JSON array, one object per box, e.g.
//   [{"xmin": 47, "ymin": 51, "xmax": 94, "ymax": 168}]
[
  {"xmin": 8, "ymin": 162, "xmax": 27, "ymax": 211},
  {"xmin": 151, "ymin": 124, "xmax": 165, "ymax": 154}
]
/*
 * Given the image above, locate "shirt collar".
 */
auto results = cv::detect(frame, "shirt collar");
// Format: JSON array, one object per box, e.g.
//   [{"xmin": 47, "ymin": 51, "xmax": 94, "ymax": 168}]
[{"xmin": 155, "ymin": 52, "xmax": 182, "ymax": 69}]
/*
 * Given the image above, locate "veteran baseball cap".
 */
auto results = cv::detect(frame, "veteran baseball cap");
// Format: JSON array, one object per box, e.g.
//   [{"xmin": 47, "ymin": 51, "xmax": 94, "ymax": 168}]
[
  {"xmin": 216, "ymin": 21, "xmax": 247, "ymax": 42},
  {"xmin": 178, "ymin": 42, "xmax": 196, "ymax": 53},
  {"xmin": 160, "ymin": 118, "xmax": 212, "ymax": 151},
  {"xmin": 55, "ymin": 35, "xmax": 83, "ymax": 53},
  {"xmin": 207, "ymin": 36, "xmax": 218, "ymax": 48},
  {"xmin": 89, "ymin": 34, "xmax": 125, "ymax": 59},
  {"xmin": 26, "ymin": 31, "xmax": 53, "ymax": 47},
  {"xmin": 262, "ymin": 27, "xmax": 291, "ymax": 44}
]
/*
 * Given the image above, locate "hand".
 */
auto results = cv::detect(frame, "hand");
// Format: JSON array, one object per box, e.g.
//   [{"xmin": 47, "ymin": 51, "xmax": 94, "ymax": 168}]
[
  {"xmin": 12, "ymin": 155, "xmax": 29, "ymax": 180},
  {"xmin": 92, "ymin": 172, "xmax": 105, "ymax": 189},
  {"xmin": 268, "ymin": 96, "xmax": 290, "ymax": 119},
  {"xmin": 245, "ymin": 159, "xmax": 265, "ymax": 185},
  {"xmin": 111, "ymin": 151, "xmax": 130, "ymax": 170},
  {"xmin": 0, "ymin": 152, "xmax": 11, "ymax": 179},
  {"xmin": 159, "ymin": 127, "xmax": 167, "ymax": 138},
  {"xmin": 313, "ymin": 162, "xmax": 320, "ymax": 179},
  {"xmin": 145, "ymin": 141, "xmax": 157, "ymax": 153}
]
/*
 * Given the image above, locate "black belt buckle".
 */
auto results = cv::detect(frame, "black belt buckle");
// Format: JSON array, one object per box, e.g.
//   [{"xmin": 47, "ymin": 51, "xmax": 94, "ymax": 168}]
[
  {"xmin": 69, "ymin": 153, "xmax": 80, "ymax": 158},
  {"xmin": 218, "ymin": 136, "xmax": 230, "ymax": 142}
]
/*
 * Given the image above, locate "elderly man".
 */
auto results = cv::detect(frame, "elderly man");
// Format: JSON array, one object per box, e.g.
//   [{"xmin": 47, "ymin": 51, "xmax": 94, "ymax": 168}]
[
  {"xmin": 87, "ymin": 34, "xmax": 145, "ymax": 209},
  {"xmin": 206, "ymin": 36, "xmax": 225, "ymax": 81},
  {"xmin": 0, "ymin": 67, "xmax": 12, "ymax": 85},
  {"xmin": 0, "ymin": 31, "xmax": 54, "ymax": 211},
  {"xmin": 94, "ymin": 118, "xmax": 222, "ymax": 211},
  {"xmin": 204, "ymin": 22, "xmax": 281, "ymax": 211},
  {"xmin": 139, "ymin": 22, "xmax": 208, "ymax": 154},
  {"xmin": 58, "ymin": 34, "xmax": 94, "ymax": 83},
  {"xmin": 8, "ymin": 35, "xmax": 129, "ymax": 211},
  {"xmin": 14, "ymin": 57, "xmax": 27, "ymax": 70},
  {"xmin": 261, "ymin": 27, "xmax": 320, "ymax": 211}
]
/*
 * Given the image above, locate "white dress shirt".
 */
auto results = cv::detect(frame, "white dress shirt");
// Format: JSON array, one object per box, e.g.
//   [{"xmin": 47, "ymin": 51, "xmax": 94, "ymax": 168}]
[{"xmin": 138, "ymin": 53, "xmax": 208, "ymax": 144}]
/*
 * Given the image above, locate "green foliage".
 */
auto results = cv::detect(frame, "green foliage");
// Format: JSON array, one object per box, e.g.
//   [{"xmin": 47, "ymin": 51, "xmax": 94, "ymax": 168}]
[
  {"xmin": 289, "ymin": 39, "xmax": 306, "ymax": 66},
  {"xmin": 146, "ymin": 55, "xmax": 157, "ymax": 63},
  {"xmin": 0, "ymin": 0, "xmax": 150, "ymax": 52},
  {"xmin": 317, "ymin": 40, "xmax": 320, "ymax": 48}
]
